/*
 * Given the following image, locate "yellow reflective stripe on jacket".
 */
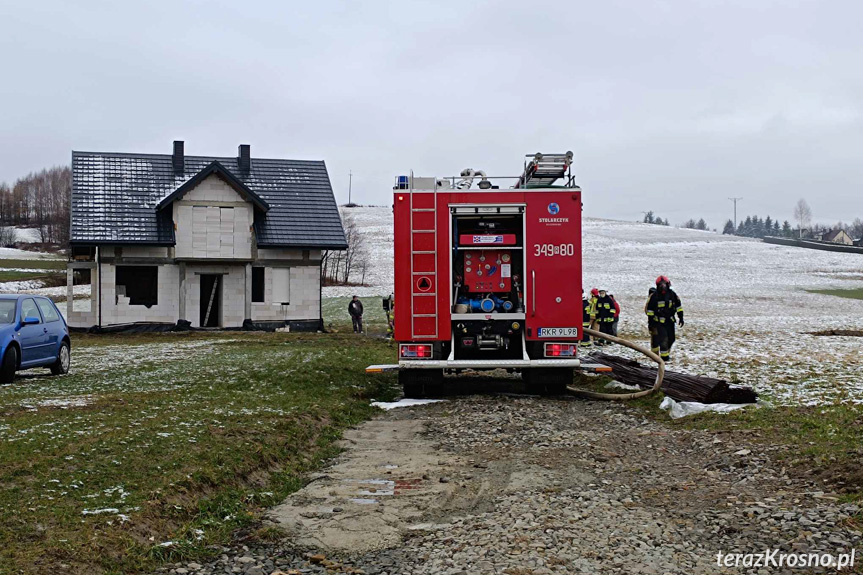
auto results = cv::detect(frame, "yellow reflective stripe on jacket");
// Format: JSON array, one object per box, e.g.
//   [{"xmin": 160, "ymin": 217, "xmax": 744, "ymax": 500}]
[{"xmin": 646, "ymin": 310, "xmax": 655, "ymax": 316}]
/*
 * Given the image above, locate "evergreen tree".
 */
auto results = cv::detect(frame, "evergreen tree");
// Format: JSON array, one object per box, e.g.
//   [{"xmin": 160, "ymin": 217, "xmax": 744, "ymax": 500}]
[
  {"xmin": 737, "ymin": 220, "xmax": 745, "ymax": 235},
  {"xmin": 722, "ymin": 219, "xmax": 735, "ymax": 235},
  {"xmin": 743, "ymin": 216, "xmax": 753, "ymax": 237},
  {"xmin": 764, "ymin": 215, "xmax": 773, "ymax": 233},
  {"xmin": 782, "ymin": 220, "xmax": 792, "ymax": 237},
  {"xmin": 696, "ymin": 218, "xmax": 707, "ymax": 230},
  {"xmin": 773, "ymin": 220, "xmax": 780, "ymax": 234},
  {"xmin": 643, "ymin": 211, "xmax": 655, "ymax": 224}
]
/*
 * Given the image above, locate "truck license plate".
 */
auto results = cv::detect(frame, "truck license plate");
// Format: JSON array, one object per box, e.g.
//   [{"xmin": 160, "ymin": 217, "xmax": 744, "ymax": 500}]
[{"xmin": 537, "ymin": 327, "xmax": 579, "ymax": 338}]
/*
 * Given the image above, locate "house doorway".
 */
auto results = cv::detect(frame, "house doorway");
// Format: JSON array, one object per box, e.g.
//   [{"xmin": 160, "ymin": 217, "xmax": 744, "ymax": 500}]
[{"xmin": 200, "ymin": 274, "xmax": 222, "ymax": 327}]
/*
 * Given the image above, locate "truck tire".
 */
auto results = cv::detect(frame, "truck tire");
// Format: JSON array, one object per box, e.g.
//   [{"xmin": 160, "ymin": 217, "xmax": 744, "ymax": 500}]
[
  {"xmin": 400, "ymin": 370, "xmax": 444, "ymax": 399},
  {"xmin": 544, "ymin": 367, "xmax": 573, "ymax": 395},
  {"xmin": 522, "ymin": 369, "xmax": 545, "ymax": 395},
  {"xmin": 523, "ymin": 368, "xmax": 572, "ymax": 395}
]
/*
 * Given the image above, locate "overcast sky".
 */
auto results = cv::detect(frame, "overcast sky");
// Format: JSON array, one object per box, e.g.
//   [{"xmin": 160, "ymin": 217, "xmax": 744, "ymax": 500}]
[{"xmin": 1, "ymin": 0, "xmax": 861, "ymax": 227}]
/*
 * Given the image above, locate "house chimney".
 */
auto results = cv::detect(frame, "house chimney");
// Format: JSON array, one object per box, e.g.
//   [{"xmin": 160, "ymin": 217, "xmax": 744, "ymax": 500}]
[
  {"xmin": 172, "ymin": 140, "xmax": 184, "ymax": 175},
  {"xmin": 238, "ymin": 144, "xmax": 251, "ymax": 172}
]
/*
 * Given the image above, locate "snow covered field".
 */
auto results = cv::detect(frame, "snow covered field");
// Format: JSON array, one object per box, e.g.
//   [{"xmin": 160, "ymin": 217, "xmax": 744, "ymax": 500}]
[{"xmin": 327, "ymin": 207, "xmax": 863, "ymax": 405}]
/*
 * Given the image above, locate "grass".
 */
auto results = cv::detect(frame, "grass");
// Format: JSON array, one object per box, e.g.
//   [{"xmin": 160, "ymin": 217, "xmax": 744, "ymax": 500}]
[
  {"xmin": 0, "ymin": 270, "xmax": 63, "ymax": 282},
  {"xmin": 0, "ymin": 332, "xmax": 400, "ymax": 575},
  {"xmin": 321, "ymin": 295, "xmax": 389, "ymax": 333},
  {"xmin": 807, "ymin": 288, "xmax": 863, "ymax": 300},
  {"xmin": 0, "ymin": 259, "xmax": 65, "ymax": 270}
]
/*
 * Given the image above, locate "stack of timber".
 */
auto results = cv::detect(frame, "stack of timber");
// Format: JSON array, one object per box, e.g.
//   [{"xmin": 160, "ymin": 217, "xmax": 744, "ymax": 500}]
[{"xmin": 589, "ymin": 352, "xmax": 758, "ymax": 404}]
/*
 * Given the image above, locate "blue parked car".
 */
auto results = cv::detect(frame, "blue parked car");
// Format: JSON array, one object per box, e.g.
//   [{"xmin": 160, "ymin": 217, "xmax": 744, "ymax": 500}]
[{"xmin": 0, "ymin": 295, "xmax": 71, "ymax": 383}]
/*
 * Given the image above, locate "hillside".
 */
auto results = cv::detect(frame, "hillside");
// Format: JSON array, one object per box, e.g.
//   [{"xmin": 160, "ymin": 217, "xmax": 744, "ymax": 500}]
[{"xmin": 333, "ymin": 206, "xmax": 863, "ymax": 405}]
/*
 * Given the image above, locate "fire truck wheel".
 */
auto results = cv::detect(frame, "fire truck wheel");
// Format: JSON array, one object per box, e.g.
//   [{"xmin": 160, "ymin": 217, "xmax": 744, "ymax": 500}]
[
  {"xmin": 522, "ymin": 369, "xmax": 546, "ymax": 395},
  {"xmin": 545, "ymin": 368, "xmax": 573, "ymax": 395},
  {"xmin": 523, "ymin": 368, "xmax": 572, "ymax": 396},
  {"xmin": 399, "ymin": 369, "xmax": 444, "ymax": 399}
]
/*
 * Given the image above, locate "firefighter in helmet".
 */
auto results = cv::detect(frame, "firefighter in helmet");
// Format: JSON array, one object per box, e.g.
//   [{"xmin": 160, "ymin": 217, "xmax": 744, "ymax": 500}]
[
  {"xmin": 581, "ymin": 290, "xmax": 593, "ymax": 347},
  {"xmin": 595, "ymin": 289, "xmax": 616, "ymax": 344},
  {"xmin": 645, "ymin": 276, "xmax": 683, "ymax": 361},
  {"xmin": 588, "ymin": 288, "xmax": 599, "ymax": 331}
]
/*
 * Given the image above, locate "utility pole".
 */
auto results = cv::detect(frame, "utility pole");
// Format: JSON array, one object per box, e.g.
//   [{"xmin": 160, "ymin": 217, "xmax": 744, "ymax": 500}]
[
  {"xmin": 348, "ymin": 171, "xmax": 352, "ymax": 205},
  {"xmin": 728, "ymin": 197, "xmax": 743, "ymax": 229}
]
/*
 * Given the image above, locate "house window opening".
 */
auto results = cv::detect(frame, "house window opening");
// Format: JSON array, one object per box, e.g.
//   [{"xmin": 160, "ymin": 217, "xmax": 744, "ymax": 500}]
[
  {"xmin": 252, "ymin": 267, "xmax": 265, "ymax": 303},
  {"xmin": 116, "ymin": 266, "xmax": 158, "ymax": 307},
  {"xmin": 73, "ymin": 268, "xmax": 92, "ymax": 312}
]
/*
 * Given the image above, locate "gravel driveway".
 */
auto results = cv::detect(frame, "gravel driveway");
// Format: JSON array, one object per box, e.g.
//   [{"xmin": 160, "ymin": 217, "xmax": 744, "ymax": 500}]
[{"xmin": 158, "ymin": 394, "xmax": 862, "ymax": 575}]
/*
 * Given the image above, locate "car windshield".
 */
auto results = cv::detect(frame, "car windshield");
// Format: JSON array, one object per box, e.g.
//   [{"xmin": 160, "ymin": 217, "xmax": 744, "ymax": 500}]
[{"xmin": 0, "ymin": 301, "xmax": 15, "ymax": 324}]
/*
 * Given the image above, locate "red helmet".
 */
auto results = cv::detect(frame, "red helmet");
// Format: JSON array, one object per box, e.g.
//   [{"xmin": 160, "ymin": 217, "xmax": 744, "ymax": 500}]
[
  {"xmin": 655, "ymin": 275, "xmax": 671, "ymax": 286},
  {"xmin": 590, "ymin": 288, "xmax": 599, "ymax": 296}
]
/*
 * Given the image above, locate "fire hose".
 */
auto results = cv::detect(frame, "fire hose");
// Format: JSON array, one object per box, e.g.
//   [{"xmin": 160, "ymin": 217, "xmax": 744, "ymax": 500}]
[{"xmin": 567, "ymin": 327, "xmax": 665, "ymax": 400}]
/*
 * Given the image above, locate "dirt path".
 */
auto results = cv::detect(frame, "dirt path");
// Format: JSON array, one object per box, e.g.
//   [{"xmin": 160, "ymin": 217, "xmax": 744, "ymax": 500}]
[{"xmin": 162, "ymin": 395, "xmax": 862, "ymax": 575}]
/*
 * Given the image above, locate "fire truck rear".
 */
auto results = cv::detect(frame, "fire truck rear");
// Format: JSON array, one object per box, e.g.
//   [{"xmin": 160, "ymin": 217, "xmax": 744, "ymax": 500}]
[{"xmin": 391, "ymin": 153, "xmax": 582, "ymax": 397}]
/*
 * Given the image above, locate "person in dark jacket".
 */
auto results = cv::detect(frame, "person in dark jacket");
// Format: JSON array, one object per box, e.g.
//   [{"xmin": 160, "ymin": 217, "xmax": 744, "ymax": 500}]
[
  {"xmin": 348, "ymin": 295, "xmax": 364, "ymax": 334},
  {"xmin": 645, "ymin": 276, "xmax": 683, "ymax": 361},
  {"xmin": 595, "ymin": 289, "xmax": 616, "ymax": 344}
]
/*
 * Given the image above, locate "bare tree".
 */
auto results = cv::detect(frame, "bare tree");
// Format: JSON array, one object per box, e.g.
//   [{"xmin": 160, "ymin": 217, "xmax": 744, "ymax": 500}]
[
  {"xmin": 793, "ymin": 198, "xmax": 812, "ymax": 238},
  {"xmin": 850, "ymin": 218, "xmax": 863, "ymax": 241},
  {"xmin": 322, "ymin": 209, "xmax": 369, "ymax": 285},
  {"xmin": 0, "ymin": 227, "xmax": 16, "ymax": 247}
]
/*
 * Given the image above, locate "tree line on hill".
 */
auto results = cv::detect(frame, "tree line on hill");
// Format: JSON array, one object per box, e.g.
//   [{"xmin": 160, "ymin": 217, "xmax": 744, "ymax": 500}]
[
  {"xmin": 644, "ymin": 199, "xmax": 862, "ymax": 241},
  {"xmin": 0, "ymin": 166, "xmax": 71, "ymax": 245}
]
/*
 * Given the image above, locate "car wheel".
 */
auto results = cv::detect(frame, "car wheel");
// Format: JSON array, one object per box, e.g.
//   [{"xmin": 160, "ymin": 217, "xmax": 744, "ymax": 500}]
[
  {"xmin": 50, "ymin": 342, "xmax": 70, "ymax": 376},
  {"xmin": 0, "ymin": 345, "xmax": 17, "ymax": 384}
]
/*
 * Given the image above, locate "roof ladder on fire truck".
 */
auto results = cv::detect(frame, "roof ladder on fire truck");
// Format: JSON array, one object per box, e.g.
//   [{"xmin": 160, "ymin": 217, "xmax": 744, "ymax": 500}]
[
  {"xmin": 409, "ymin": 183, "xmax": 439, "ymax": 340},
  {"xmin": 516, "ymin": 152, "xmax": 574, "ymax": 189}
]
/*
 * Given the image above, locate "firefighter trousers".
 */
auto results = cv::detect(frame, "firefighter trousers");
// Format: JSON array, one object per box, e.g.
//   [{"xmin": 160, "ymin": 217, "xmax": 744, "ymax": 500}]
[
  {"xmin": 650, "ymin": 321, "xmax": 676, "ymax": 360},
  {"xmin": 580, "ymin": 322, "xmax": 591, "ymax": 346},
  {"xmin": 596, "ymin": 319, "xmax": 614, "ymax": 345}
]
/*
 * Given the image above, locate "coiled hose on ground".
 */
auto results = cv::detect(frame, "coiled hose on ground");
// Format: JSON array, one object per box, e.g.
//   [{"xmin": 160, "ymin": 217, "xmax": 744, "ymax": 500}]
[{"xmin": 566, "ymin": 327, "xmax": 665, "ymax": 400}]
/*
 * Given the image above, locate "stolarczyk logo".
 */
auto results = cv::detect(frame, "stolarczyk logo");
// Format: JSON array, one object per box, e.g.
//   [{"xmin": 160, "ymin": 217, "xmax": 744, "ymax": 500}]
[{"xmin": 547, "ymin": 202, "xmax": 560, "ymax": 215}]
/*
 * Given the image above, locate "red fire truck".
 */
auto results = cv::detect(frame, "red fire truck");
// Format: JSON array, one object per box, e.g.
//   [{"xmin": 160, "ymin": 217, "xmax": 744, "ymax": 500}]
[{"xmin": 388, "ymin": 153, "xmax": 583, "ymax": 397}]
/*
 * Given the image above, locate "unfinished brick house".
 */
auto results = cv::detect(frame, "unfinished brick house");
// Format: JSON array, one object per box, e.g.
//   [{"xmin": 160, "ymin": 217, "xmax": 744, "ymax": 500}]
[{"xmin": 67, "ymin": 141, "xmax": 346, "ymax": 330}]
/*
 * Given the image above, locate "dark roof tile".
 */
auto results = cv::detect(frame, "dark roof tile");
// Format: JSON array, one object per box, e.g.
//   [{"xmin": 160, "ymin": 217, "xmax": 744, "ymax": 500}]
[{"xmin": 71, "ymin": 151, "xmax": 347, "ymax": 249}]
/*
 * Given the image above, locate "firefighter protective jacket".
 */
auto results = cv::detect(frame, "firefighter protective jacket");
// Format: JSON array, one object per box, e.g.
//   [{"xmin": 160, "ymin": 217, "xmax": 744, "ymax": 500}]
[
  {"xmin": 596, "ymin": 294, "xmax": 616, "ymax": 323},
  {"xmin": 582, "ymin": 297, "xmax": 593, "ymax": 324},
  {"xmin": 645, "ymin": 288, "xmax": 683, "ymax": 324}
]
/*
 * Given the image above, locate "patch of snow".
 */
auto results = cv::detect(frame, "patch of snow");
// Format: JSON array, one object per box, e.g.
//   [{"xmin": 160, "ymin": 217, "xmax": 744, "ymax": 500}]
[
  {"xmin": 0, "ymin": 246, "xmax": 60, "ymax": 260},
  {"xmin": 660, "ymin": 396, "xmax": 758, "ymax": 419},
  {"xmin": 32, "ymin": 397, "xmax": 93, "ymax": 409},
  {"xmin": 5, "ymin": 227, "xmax": 43, "ymax": 243},
  {"xmin": 604, "ymin": 381, "xmax": 643, "ymax": 392},
  {"xmin": 0, "ymin": 268, "xmax": 54, "ymax": 273},
  {"xmin": 82, "ymin": 508, "xmax": 120, "ymax": 515},
  {"xmin": 0, "ymin": 279, "xmax": 47, "ymax": 291},
  {"xmin": 371, "ymin": 398, "xmax": 447, "ymax": 410}
]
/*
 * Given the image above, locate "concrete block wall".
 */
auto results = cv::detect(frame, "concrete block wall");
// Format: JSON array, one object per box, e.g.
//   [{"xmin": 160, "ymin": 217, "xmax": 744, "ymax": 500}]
[
  {"xmin": 66, "ymin": 266, "xmax": 97, "ymax": 329},
  {"xmin": 251, "ymin": 265, "xmax": 320, "ymax": 322},
  {"xmin": 121, "ymin": 246, "xmax": 171, "ymax": 258},
  {"xmin": 257, "ymin": 248, "xmax": 322, "ymax": 262},
  {"xmin": 183, "ymin": 265, "xmax": 246, "ymax": 327},
  {"xmin": 173, "ymin": 174, "xmax": 253, "ymax": 260},
  {"xmin": 100, "ymin": 264, "xmax": 180, "ymax": 325}
]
